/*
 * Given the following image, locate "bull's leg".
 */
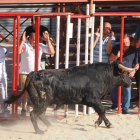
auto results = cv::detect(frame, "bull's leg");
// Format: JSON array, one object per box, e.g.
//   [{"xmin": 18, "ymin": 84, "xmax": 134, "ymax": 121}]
[
  {"xmin": 38, "ymin": 112, "xmax": 52, "ymax": 127},
  {"xmin": 93, "ymin": 104, "xmax": 104, "ymax": 128},
  {"xmin": 103, "ymin": 115, "xmax": 113, "ymax": 128},
  {"xmin": 92, "ymin": 100, "xmax": 112, "ymax": 128},
  {"xmin": 82, "ymin": 98, "xmax": 112, "ymax": 128},
  {"xmin": 28, "ymin": 82, "xmax": 51, "ymax": 134},
  {"xmin": 30, "ymin": 108, "xmax": 44, "ymax": 134}
]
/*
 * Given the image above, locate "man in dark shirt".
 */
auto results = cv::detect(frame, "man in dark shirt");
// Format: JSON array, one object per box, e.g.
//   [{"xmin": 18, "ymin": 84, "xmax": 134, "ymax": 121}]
[{"xmin": 109, "ymin": 35, "xmax": 139, "ymax": 114}]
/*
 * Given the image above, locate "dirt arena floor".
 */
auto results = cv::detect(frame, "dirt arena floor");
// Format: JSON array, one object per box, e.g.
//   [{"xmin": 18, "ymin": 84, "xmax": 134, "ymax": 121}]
[{"xmin": 0, "ymin": 41, "xmax": 140, "ymax": 140}]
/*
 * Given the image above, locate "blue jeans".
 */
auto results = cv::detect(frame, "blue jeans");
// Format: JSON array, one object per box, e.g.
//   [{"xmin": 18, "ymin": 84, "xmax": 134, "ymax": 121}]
[{"xmin": 110, "ymin": 79, "xmax": 132, "ymax": 110}]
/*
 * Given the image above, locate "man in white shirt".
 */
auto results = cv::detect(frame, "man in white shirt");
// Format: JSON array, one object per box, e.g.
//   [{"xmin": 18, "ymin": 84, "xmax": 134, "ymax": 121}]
[
  {"xmin": 0, "ymin": 46, "xmax": 9, "ymax": 117},
  {"xmin": 19, "ymin": 31, "xmax": 55, "ymax": 116}
]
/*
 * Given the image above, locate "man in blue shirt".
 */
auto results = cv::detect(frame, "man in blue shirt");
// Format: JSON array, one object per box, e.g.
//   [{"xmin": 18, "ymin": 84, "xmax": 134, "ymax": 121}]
[
  {"xmin": 109, "ymin": 35, "xmax": 139, "ymax": 114},
  {"xmin": 90, "ymin": 22, "xmax": 116, "ymax": 63}
]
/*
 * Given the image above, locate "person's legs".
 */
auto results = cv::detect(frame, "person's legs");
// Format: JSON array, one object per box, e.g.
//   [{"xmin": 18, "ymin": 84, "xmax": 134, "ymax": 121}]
[
  {"xmin": 122, "ymin": 86, "xmax": 131, "ymax": 112},
  {"xmin": 21, "ymin": 91, "xmax": 28, "ymax": 110},
  {"xmin": 131, "ymin": 70, "xmax": 139, "ymax": 102},
  {"xmin": 0, "ymin": 77, "xmax": 9, "ymax": 116},
  {"xmin": 20, "ymin": 74, "xmax": 28, "ymax": 116},
  {"xmin": 0, "ymin": 78, "xmax": 5, "ymax": 112},
  {"xmin": 110, "ymin": 86, "xmax": 118, "ymax": 109}
]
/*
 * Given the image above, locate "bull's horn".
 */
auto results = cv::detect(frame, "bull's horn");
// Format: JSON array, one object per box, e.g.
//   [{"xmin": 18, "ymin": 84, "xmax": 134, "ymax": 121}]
[{"xmin": 118, "ymin": 64, "xmax": 138, "ymax": 71}]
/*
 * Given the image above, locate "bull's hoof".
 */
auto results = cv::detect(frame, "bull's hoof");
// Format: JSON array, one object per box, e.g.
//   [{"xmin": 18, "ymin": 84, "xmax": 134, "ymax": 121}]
[
  {"xmin": 95, "ymin": 121, "xmax": 99, "ymax": 128},
  {"xmin": 35, "ymin": 130, "xmax": 44, "ymax": 135},
  {"xmin": 106, "ymin": 123, "xmax": 113, "ymax": 128}
]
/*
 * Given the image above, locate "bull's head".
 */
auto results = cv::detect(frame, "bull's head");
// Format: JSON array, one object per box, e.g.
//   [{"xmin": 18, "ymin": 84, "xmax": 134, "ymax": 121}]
[{"xmin": 113, "ymin": 62, "xmax": 137, "ymax": 88}]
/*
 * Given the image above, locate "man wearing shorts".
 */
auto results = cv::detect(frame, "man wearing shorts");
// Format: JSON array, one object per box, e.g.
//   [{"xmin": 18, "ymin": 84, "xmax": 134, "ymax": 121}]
[{"xmin": 19, "ymin": 31, "xmax": 55, "ymax": 116}]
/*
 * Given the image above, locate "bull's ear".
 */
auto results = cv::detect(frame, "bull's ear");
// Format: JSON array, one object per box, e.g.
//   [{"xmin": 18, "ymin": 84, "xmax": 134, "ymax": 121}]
[{"xmin": 118, "ymin": 69, "xmax": 124, "ymax": 75}]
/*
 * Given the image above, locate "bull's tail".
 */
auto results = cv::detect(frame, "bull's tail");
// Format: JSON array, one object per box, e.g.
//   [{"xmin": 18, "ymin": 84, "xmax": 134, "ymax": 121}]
[{"xmin": 5, "ymin": 72, "xmax": 34, "ymax": 105}]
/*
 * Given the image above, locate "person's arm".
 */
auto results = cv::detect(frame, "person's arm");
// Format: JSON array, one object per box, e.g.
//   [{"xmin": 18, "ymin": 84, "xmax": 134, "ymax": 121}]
[
  {"xmin": 46, "ymin": 41, "xmax": 55, "ymax": 55},
  {"xmin": 19, "ymin": 31, "xmax": 28, "ymax": 54},
  {"xmin": 109, "ymin": 50, "xmax": 120, "ymax": 62},
  {"xmin": 107, "ymin": 31, "xmax": 115, "ymax": 54},
  {"xmin": 93, "ymin": 34, "xmax": 100, "ymax": 48},
  {"xmin": 129, "ymin": 63, "xmax": 139, "ymax": 77},
  {"xmin": 89, "ymin": 28, "xmax": 100, "ymax": 49},
  {"xmin": 42, "ymin": 31, "xmax": 55, "ymax": 55},
  {"xmin": 129, "ymin": 50, "xmax": 139, "ymax": 77}
]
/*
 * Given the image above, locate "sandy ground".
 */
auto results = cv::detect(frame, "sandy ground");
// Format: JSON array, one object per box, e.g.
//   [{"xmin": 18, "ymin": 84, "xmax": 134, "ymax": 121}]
[
  {"xmin": 0, "ymin": 105, "xmax": 140, "ymax": 140},
  {"xmin": 0, "ymin": 41, "xmax": 140, "ymax": 140}
]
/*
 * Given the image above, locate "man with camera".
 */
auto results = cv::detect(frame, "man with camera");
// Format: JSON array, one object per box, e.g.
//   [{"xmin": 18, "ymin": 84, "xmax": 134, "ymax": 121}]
[{"xmin": 90, "ymin": 22, "xmax": 116, "ymax": 63}]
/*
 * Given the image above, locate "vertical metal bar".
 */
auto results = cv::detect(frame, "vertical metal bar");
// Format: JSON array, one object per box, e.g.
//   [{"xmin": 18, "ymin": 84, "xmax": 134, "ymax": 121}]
[
  {"xmin": 65, "ymin": 14, "xmax": 70, "ymax": 69},
  {"xmin": 76, "ymin": 18, "xmax": 81, "ymax": 67},
  {"xmin": 99, "ymin": 16, "xmax": 103, "ymax": 62},
  {"xmin": 15, "ymin": 15, "xmax": 20, "ymax": 117},
  {"xmin": 88, "ymin": 4, "xmax": 95, "ymax": 115},
  {"xmin": 35, "ymin": 16, "xmax": 40, "ymax": 71},
  {"xmin": 64, "ymin": 14, "xmax": 71, "ymax": 117},
  {"xmin": 12, "ymin": 17, "xmax": 16, "ymax": 116},
  {"xmin": 90, "ymin": 4, "xmax": 95, "ymax": 65},
  {"xmin": 117, "ymin": 16, "xmax": 124, "ymax": 114},
  {"xmin": 85, "ymin": 4, "xmax": 89, "ymax": 64},
  {"xmin": 75, "ymin": 18, "xmax": 81, "ymax": 117},
  {"xmin": 55, "ymin": 16, "xmax": 60, "ymax": 70},
  {"xmin": 83, "ymin": 4, "xmax": 90, "ymax": 115},
  {"xmin": 54, "ymin": 15, "xmax": 60, "ymax": 116}
]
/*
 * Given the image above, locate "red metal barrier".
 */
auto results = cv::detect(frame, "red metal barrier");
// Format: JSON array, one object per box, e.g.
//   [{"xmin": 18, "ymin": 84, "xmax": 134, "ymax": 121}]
[
  {"xmin": 0, "ymin": 12, "xmax": 139, "ymax": 119},
  {"xmin": 117, "ymin": 16, "xmax": 124, "ymax": 114},
  {"xmin": 35, "ymin": 16, "xmax": 40, "ymax": 71},
  {"xmin": 12, "ymin": 17, "xmax": 16, "ymax": 116},
  {"xmin": 15, "ymin": 16, "xmax": 20, "ymax": 117}
]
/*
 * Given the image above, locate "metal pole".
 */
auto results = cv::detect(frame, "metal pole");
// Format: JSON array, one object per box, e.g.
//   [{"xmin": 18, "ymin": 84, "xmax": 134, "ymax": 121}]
[
  {"xmin": 75, "ymin": 18, "xmax": 81, "ymax": 117},
  {"xmin": 55, "ymin": 16, "xmax": 60, "ymax": 69},
  {"xmin": 64, "ymin": 14, "xmax": 71, "ymax": 118},
  {"xmin": 99, "ymin": 16, "xmax": 103, "ymax": 62},
  {"xmin": 35, "ymin": 16, "xmax": 40, "ymax": 71},
  {"xmin": 117, "ymin": 16, "xmax": 124, "ymax": 114},
  {"xmin": 83, "ymin": 4, "xmax": 90, "ymax": 115},
  {"xmin": 12, "ymin": 17, "xmax": 16, "ymax": 117},
  {"xmin": 85, "ymin": 4, "xmax": 89, "ymax": 64},
  {"xmin": 15, "ymin": 15, "xmax": 20, "ymax": 117},
  {"xmin": 88, "ymin": 4, "xmax": 95, "ymax": 115},
  {"xmin": 54, "ymin": 15, "xmax": 60, "ymax": 116}
]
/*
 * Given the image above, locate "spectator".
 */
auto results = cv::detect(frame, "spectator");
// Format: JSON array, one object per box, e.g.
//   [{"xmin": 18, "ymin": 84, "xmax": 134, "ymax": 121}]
[
  {"xmin": 109, "ymin": 35, "xmax": 139, "ymax": 114},
  {"xmin": 19, "ymin": 31, "xmax": 55, "ymax": 116},
  {"xmin": 0, "ymin": 46, "xmax": 9, "ymax": 117},
  {"xmin": 89, "ymin": 22, "xmax": 116, "ymax": 63},
  {"xmin": 22, "ymin": 18, "xmax": 54, "ymax": 69},
  {"xmin": 130, "ymin": 25, "xmax": 140, "ymax": 102}
]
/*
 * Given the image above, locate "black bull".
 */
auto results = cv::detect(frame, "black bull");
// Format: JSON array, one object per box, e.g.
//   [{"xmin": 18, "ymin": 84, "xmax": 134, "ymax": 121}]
[{"xmin": 5, "ymin": 62, "xmax": 132, "ymax": 134}]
